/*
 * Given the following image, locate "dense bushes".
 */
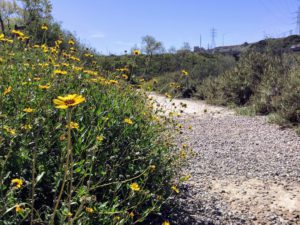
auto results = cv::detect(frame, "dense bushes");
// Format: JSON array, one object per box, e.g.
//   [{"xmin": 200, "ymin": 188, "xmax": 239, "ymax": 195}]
[
  {"xmin": 0, "ymin": 31, "xmax": 180, "ymax": 224},
  {"xmin": 199, "ymin": 50, "xmax": 300, "ymax": 129},
  {"xmin": 97, "ymin": 52, "xmax": 236, "ymax": 81}
]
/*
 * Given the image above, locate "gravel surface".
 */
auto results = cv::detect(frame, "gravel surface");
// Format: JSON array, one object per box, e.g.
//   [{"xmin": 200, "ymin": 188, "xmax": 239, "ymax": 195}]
[{"xmin": 151, "ymin": 94, "xmax": 300, "ymax": 225}]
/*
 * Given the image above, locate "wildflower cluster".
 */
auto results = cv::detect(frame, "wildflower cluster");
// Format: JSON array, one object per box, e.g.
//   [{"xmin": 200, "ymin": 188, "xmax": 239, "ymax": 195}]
[{"xmin": 0, "ymin": 27, "xmax": 178, "ymax": 225}]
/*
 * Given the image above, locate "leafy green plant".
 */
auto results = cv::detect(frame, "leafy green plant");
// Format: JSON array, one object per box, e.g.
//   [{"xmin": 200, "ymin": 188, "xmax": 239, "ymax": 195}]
[{"xmin": 0, "ymin": 28, "xmax": 180, "ymax": 225}]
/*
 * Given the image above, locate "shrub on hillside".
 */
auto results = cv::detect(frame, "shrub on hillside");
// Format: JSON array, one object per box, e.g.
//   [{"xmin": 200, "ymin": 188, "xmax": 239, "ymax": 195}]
[{"xmin": 199, "ymin": 49, "xmax": 300, "ymax": 128}]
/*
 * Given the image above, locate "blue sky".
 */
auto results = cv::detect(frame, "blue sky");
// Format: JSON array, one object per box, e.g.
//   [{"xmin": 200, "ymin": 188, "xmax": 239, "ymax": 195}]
[{"xmin": 51, "ymin": 0, "xmax": 299, "ymax": 54}]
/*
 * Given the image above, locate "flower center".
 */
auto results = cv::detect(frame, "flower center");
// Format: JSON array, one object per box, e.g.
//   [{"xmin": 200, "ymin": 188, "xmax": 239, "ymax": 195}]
[{"xmin": 65, "ymin": 99, "xmax": 75, "ymax": 105}]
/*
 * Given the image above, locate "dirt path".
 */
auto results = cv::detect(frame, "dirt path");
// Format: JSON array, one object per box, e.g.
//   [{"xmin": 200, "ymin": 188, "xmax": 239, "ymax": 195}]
[{"xmin": 150, "ymin": 93, "xmax": 300, "ymax": 225}]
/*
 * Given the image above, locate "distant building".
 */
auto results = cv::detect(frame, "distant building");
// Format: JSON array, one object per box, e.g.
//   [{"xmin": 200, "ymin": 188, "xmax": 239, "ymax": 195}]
[{"xmin": 193, "ymin": 46, "xmax": 207, "ymax": 53}]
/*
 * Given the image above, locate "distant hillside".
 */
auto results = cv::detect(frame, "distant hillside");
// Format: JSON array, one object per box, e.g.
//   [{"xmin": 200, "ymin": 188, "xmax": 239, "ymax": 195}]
[
  {"xmin": 210, "ymin": 35, "xmax": 300, "ymax": 55},
  {"xmin": 249, "ymin": 35, "xmax": 300, "ymax": 52}
]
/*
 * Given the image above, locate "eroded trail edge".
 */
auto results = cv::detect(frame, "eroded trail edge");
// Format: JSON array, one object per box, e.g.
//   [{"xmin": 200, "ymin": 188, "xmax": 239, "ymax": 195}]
[{"xmin": 150, "ymin": 93, "xmax": 300, "ymax": 225}]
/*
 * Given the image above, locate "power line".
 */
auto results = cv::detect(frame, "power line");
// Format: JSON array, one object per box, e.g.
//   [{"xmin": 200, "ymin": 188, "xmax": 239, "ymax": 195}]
[
  {"xmin": 281, "ymin": 0, "xmax": 292, "ymax": 13},
  {"xmin": 258, "ymin": 0, "xmax": 290, "ymax": 25}
]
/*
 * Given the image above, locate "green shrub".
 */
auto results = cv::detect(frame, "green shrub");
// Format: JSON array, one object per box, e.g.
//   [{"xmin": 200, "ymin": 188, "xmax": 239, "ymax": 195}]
[
  {"xmin": 276, "ymin": 67, "xmax": 300, "ymax": 125},
  {"xmin": 0, "ymin": 32, "xmax": 178, "ymax": 225},
  {"xmin": 198, "ymin": 49, "xmax": 300, "ymax": 129}
]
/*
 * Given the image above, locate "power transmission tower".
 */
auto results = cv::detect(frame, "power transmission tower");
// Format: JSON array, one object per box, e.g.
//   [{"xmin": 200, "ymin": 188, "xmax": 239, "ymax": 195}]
[{"xmin": 211, "ymin": 28, "xmax": 217, "ymax": 48}]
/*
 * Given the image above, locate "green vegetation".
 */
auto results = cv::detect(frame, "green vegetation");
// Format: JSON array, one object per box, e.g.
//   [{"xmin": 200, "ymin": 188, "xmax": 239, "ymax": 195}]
[
  {"xmin": 0, "ymin": 0, "xmax": 299, "ymax": 224},
  {"xmin": 0, "ymin": 1, "xmax": 188, "ymax": 224},
  {"xmin": 199, "ymin": 50, "xmax": 300, "ymax": 130},
  {"xmin": 113, "ymin": 36, "xmax": 299, "ymax": 131}
]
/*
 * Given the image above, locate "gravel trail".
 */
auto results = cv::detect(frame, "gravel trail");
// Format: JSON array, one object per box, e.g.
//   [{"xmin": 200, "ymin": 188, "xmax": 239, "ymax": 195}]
[{"xmin": 150, "ymin": 94, "xmax": 300, "ymax": 225}]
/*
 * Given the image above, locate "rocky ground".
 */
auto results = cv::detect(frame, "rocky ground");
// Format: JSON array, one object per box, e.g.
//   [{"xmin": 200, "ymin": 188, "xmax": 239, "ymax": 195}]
[{"xmin": 151, "ymin": 94, "xmax": 300, "ymax": 225}]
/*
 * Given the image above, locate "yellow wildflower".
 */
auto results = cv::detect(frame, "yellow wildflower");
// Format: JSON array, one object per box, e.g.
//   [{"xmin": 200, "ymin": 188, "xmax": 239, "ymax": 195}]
[
  {"xmin": 11, "ymin": 178, "xmax": 23, "ymax": 189},
  {"xmin": 54, "ymin": 69, "xmax": 68, "ymax": 75},
  {"xmin": 73, "ymin": 66, "xmax": 83, "ymax": 71},
  {"xmin": 66, "ymin": 122, "xmax": 79, "ymax": 130},
  {"xmin": 4, "ymin": 126, "xmax": 16, "ymax": 136},
  {"xmin": 180, "ymin": 150, "xmax": 186, "ymax": 159},
  {"xmin": 71, "ymin": 56, "xmax": 80, "ymax": 61},
  {"xmin": 15, "ymin": 204, "xmax": 23, "ymax": 213},
  {"xmin": 162, "ymin": 221, "xmax": 170, "ymax": 225},
  {"xmin": 21, "ymin": 124, "xmax": 32, "ymax": 130},
  {"xmin": 11, "ymin": 29, "xmax": 24, "ymax": 37},
  {"xmin": 122, "ymin": 74, "xmax": 128, "ymax": 80},
  {"xmin": 130, "ymin": 182, "xmax": 140, "ymax": 191},
  {"xmin": 124, "ymin": 118, "xmax": 133, "ymax": 125},
  {"xmin": 23, "ymin": 108, "xmax": 34, "ymax": 113},
  {"xmin": 181, "ymin": 69, "xmax": 189, "ymax": 76},
  {"xmin": 83, "ymin": 70, "xmax": 98, "ymax": 76},
  {"xmin": 62, "ymin": 63, "xmax": 70, "ymax": 67},
  {"xmin": 18, "ymin": 36, "xmax": 29, "ymax": 42},
  {"xmin": 55, "ymin": 40, "xmax": 62, "ymax": 46},
  {"xmin": 68, "ymin": 39, "xmax": 75, "ymax": 45},
  {"xmin": 96, "ymin": 135, "xmax": 104, "ymax": 143},
  {"xmin": 129, "ymin": 212, "xmax": 134, "ymax": 218},
  {"xmin": 171, "ymin": 185, "xmax": 180, "ymax": 194},
  {"xmin": 133, "ymin": 49, "xmax": 141, "ymax": 55},
  {"xmin": 108, "ymin": 79, "xmax": 118, "ymax": 85},
  {"xmin": 53, "ymin": 94, "xmax": 85, "ymax": 109},
  {"xmin": 2, "ymin": 38, "xmax": 13, "ymax": 43},
  {"xmin": 85, "ymin": 207, "xmax": 94, "ymax": 213},
  {"xmin": 38, "ymin": 84, "xmax": 50, "ymax": 90},
  {"xmin": 41, "ymin": 24, "xmax": 48, "ymax": 30},
  {"xmin": 84, "ymin": 53, "xmax": 93, "ymax": 57},
  {"xmin": 3, "ymin": 86, "xmax": 12, "ymax": 95}
]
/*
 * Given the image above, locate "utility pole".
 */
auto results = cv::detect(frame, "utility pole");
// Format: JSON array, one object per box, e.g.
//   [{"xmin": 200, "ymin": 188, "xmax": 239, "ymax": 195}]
[
  {"xmin": 200, "ymin": 34, "xmax": 202, "ymax": 48},
  {"xmin": 211, "ymin": 28, "xmax": 217, "ymax": 48}
]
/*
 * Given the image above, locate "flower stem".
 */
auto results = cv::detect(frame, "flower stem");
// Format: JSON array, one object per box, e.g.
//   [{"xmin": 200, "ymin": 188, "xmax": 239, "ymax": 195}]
[{"xmin": 50, "ymin": 109, "xmax": 72, "ymax": 225}]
